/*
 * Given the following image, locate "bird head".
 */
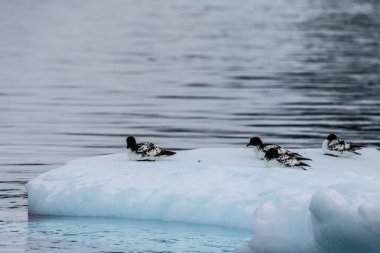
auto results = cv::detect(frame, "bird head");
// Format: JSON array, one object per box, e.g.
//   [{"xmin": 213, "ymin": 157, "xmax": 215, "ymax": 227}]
[
  {"xmin": 326, "ymin": 134, "xmax": 337, "ymax": 141},
  {"xmin": 247, "ymin": 137, "xmax": 263, "ymax": 147},
  {"xmin": 126, "ymin": 136, "xmax": 137, "ymax": 149}
]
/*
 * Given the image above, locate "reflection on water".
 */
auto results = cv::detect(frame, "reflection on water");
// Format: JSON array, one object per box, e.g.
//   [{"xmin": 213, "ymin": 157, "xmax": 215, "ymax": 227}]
[
  {"xmin": 0, "ymin": 0, "xmax": 379, "ymax": 252},
  {"xmin": 1, "ymin": 217, "xmax": 250, "ymax": 253}
]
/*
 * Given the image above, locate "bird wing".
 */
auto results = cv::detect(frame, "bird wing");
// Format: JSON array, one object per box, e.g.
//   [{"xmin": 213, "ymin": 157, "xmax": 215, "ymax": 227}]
[
  {"xmin": 263, "ymin": 144, "xmax": 281, "ymax": 151},
  {"xmin": 328, "ymin": 139, "xmax": 347, "ymax": 151},
  {"xmin": 266, "ymin": 145, "xmax": 307, "ymax": 159},
  {"xmin": 279, "ymin": 154, "xmax": 310, "ymax": 169},
  {"xmin": 279, "ymin": 155, "xmax": 297, "ymax": 167},
  {"xmin": 137, "ymin": 142, "xmax": 161, "ymax": 157}
]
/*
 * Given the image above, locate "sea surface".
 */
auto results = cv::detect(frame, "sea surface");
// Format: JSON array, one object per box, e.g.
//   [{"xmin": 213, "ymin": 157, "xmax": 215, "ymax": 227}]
[{"xmin": 0, "ymin": 0, "xmax": 379, "ymax": 252}]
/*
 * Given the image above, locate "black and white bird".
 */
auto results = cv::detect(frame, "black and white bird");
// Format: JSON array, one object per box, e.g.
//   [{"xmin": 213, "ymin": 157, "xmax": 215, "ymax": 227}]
[
  {"xmin": 126, "ymin": 136, "xmax": 176, "ymax": 161},
  {"xmin": 264, "ymin": 148, "xmax": 310, "ymax": 170},
  {"xmin": 246, "ymin": 137, "xmax": 311, "ymax": 161},
  {"xmin": 322, "ymin": 134, "xmax": 364, "ymax": 157}
]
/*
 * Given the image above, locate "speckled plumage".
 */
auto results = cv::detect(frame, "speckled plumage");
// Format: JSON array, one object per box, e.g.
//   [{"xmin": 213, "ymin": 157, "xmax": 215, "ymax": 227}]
[
  {"xmin": 126, "ymin": 136, "xmax": 176, "ymax": 161},
  {"xmin": 264, "ymin": 148, "xmax": 310, "ymax": 170},
  {"xmin": 247, "ymin": 137, "xmax": 311, "ymax": 161},
  {"xmin": 322, "ymin": 134, "xmax": 364, "ymax": 157}
]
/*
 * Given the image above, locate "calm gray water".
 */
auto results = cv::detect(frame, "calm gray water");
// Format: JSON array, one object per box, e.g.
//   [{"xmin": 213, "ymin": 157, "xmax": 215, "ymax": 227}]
[{"xmin": 0, "ymin": 0, "xmax": 379, "ymax": 252}]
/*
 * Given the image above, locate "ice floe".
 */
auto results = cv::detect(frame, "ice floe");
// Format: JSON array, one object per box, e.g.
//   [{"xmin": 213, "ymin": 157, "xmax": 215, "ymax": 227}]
[{"xmin": 26, "ymin": 148, "xmax": 380, "ymax": 252}]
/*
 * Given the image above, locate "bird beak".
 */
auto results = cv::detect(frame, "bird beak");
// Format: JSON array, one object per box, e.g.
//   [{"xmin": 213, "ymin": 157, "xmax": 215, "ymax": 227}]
[{"xmin": 246, "ymin": 143, "xmax": 251, "ymax": 147}]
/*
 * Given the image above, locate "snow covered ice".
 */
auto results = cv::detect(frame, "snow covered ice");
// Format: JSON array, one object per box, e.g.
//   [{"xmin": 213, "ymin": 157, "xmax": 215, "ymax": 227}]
[{"xmin": 26, "ymin": 148, "xmax": 380, "ymax": 253}]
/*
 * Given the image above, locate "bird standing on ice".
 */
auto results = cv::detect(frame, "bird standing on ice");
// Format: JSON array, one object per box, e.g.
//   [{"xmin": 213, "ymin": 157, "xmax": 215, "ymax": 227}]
[
  {"xmin": 126, "ymin": 136, "xmax": 176, "ymax": 161},
  {"xmin": 246, "ymin": 137, "xmax": 311, "ymax": 161},
  {"xmin": 322, "ymin": 134, "xmax": 364, "ymax": 157},
  {"xmin": 264, "ymin": 148, "xmax": 310, "ymax": 170}
]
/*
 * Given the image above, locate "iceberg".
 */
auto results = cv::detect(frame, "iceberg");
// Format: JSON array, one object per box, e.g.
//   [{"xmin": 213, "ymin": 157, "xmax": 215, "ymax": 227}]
[{"xmin": 26, "ymin": 148, "xmax": 380, "ymax": 252}]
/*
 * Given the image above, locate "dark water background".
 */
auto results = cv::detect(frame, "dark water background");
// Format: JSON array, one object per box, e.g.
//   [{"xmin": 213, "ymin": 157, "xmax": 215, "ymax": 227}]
[{"xmin": 0, "ymin": 0, "xmax": 379, "ymax": 252}]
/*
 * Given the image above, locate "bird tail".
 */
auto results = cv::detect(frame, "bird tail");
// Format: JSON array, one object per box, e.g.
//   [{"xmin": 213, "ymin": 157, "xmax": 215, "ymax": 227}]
[
  {"xmin": 351, "ymin": 151, "xmax": 362, "ymax": 155},
  {"xmin": 296, "ymin": 157, "xmax": 312, "ymax": 161},
  {"xmin": 290, "ymin": 152, "xmax": 312, "ymax": 161},
  {"xmin": 350, "ymin": 144, "xmax": 365, "ymax": 151},
  {"xmin": 297, "ymin": 162, "xmax": 311, "ymax": 170},
  {"xmin": 292, "ymin": 151, "xmax": 302, "ymax": 157},
  {"xmin": 158, "ymin": 150, "xmax": 176, "ymax": 157}
]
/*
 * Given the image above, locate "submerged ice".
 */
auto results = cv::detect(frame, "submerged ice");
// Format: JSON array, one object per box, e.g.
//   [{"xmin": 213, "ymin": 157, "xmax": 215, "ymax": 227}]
[{"xmin": 26, "ymin": 148, "xmax": 380, "ymax": 253}]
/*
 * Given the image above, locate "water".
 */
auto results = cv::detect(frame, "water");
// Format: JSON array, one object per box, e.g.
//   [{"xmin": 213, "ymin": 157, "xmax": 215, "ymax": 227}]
[
  {"xmin": 2, "ymin": 217, "xmax": 250, "ymax": 253},
  {"xmin": 0, "ymin": 0, "xmax": 379, "ymax": 252}
]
